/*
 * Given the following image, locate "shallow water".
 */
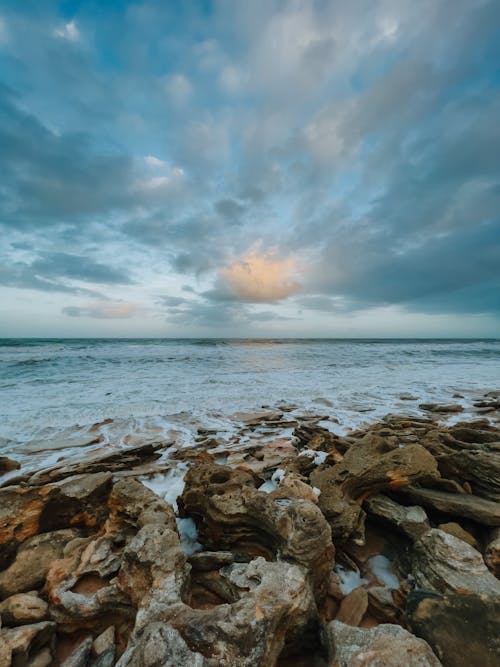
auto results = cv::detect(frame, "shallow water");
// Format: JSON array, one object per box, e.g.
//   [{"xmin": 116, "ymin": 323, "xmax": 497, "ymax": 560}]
[{"xmin": 1, "ymin": 338, "xmax": 499, "ymax": 468}]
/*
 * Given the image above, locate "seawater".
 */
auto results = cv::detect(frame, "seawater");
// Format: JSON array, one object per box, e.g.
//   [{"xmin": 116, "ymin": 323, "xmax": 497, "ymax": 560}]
[{"xmin": 0, "ymin": 338, "xmax": 499, "ymax": 461}]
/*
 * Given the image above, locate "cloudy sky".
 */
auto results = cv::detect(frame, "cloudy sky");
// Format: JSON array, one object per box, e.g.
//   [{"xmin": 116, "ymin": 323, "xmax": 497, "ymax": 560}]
[{"xmin": 0, "ymin": 0, "xmax": 499, "ymax": 337}]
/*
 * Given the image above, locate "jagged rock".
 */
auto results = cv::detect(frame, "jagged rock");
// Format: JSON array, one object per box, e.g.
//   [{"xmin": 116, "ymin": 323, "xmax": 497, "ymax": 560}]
[
  {"xmin": 1, "ymin": 621, "xmax": 56, "ymax": 667},
  {"xmin": 23, "ymin": 443, "xmax": 164, "ymax": 486},
  {"xmin": 485, "ymin": 527, "xmax": 500, "ymax": 577},
  {"xmin": 437, "ymin": 450, "xmax": 500, "ymax": 502},
  {"xmin": 398, "ymin": 487, "xmax": 500, "ymax": 526},
  {"xmin": 91, "ymin": 626, "xmax": 116, "ymax": 667},
  {"xmin": 367, "ymin": 586, "xmax": 403, "ymax": 624},
  {"xmin": 120, "ymin": 558, "xmax": 316, "ymax": 667},
  {"xmin": 0, "ymin": 473, "xmax": 112, "ymax": 570},
  {"xmin": 419, "ymin": 404, "xmax": 463, "ymax": 414},
  {"xmin": 30, "ymin": 647, "xmax": 52, "ymax": 667},
  {"xmin": 188, "ymin": 551, "xmax": 234, "ymax": 572},
  {"xmin": 178, "ymin": 464, "xmax": 334, "ymax": 596},
  {"xmin": 224, "ymin": 439, "xmax": 297, "ymax": 474},
  {"xmin": 412, "ymin": 529, "xmax": 500, "ymax": 595},
  {"xmin": 61, "ymin": 636, "xmax": 93, "ymax": 667},
  {"xmin": 310, "ymin": 437, "xmax": 438, "ymax": 543},
  {"xmin": 116, "ymin": 622, "xmax": 206, "ymax": 667},
  {"xmin": 0, "ymin": 530, "xmax": 79, "ymax": 599},
  {"xmin": 335, "ymin": 587, "xmax": 368, "ymax": 626},
  {"xmin": 407, "ymin": 591, "xmax": 500, "ymax": 667},
  {"xmin": 0, "ymin": 633, "xmax": 11, "ymax": 667},
  {"xmin": 437, "ymin": 522, "xmax": 478, "ymax": 549},
  {"xmin": 105, "ymin": 478, "xmax": 177, "ymax": 538},
  {"xmin": 364, "ymin": 494, "xmax": 430, "ymax": 540},
  {"xmin": 0, "ymin": 458, "xmax": 20, "ymax": 475},
  {"xmin": 118, "ymin": 524, "xmax": 189, "ymax": 615},
  {"xmin": 46, "ymin": 536, "xmax": 134, "ymax": 632},
  {"xmin": 0, "ymin": 593, "xmax": 48, "ymax": 626},
  {"xmin": 322, "ymin": 620, "xmax": 442, "ymax": 666}
]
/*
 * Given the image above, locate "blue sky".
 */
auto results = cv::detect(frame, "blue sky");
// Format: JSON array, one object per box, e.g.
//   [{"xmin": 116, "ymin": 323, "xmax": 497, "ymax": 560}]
[{"xmin": 0, "ymin": 0, "xmax": 499, "ymax": 337}]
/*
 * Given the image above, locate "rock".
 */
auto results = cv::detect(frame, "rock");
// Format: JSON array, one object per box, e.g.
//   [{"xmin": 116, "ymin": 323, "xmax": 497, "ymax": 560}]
[
  {"xmin": 0, "ymin": 458, "xmax": 20, "ymax": 475},
  {"xmin": 29, "ymin": 647, "xmax": 52, "ymax": 667},
  {"xmin": 118, "ymin": 524, "xmax": 188, "ymax": 615},
  {"xmin": 407, "ymin": 591, "xmax": 500, "ymax": 667},
  {"xmin": 105, "ymin": 478, "xmax": 177, "ymax": 539},
  {"xmin": 419, "ymin": 404, "xmax": 464, "ymax": 414},
  {"xmin": 230, "ymin": 410, "xmax": 283, "ymax": 425},
  {"xmin": 437, "ymin": 450, "xmax": 500, "ymax": 502},
  {"xmin": 364, "ymin": 494, "xmax": 430, "ymax": 541},
  {"xmin": 0, "ymin": 529, "xmax": 79, "ymax": 599},
  {"xmin": 92, "ymin": 626, "xmax": 116, "ymax": 667},
  {"xmin": 367, "ymin": 586, "xmax": 403, "ymax": 624},
  {"xmin": 0, "ymin": 473, "xmax": 112, "ymax": 570},
  {"xmin": 398, "ymin": 487, "xmax": 500, "ymax": 526},
  {"xmin": 116, "ymin": 622, "xmax": 205, "ymax": 667},
  {"xmin": 188, "ymin": 551, "xmax": 234, "ymax": 572},
  {"xmin": 178, "ymin": 464, "xmax": 334, "ymax": 596},
  {"xmin": 0, "ymin": 634, "xmax": 11, "ymax": 667},
  {"xmin": 46, "ymin": 536, "xmax": 134, "ymax": 632},
  {"xmin": 1, "ymin": 621, "xmax": 56, "ymax": 666},
  {"xmin": 0, "ymin": 593, "xmax": 48, "ymax": 625},
  {"xmin": 120, "ymin": 557, "xmax": 316, "ymax": 667},
  {"xmin": 24, "ymin": 443, "xmax": 164, "ymax": 486},
  {"xmin": 437, "ymin": 522, "xmax": 478, "ymax": 549},
  {"xmin": 412, "ymin": 529, "xmax": 500, "ymax": 595},
  {"xmin": 310, "ymin": 437, "xmax": 439, "ymax": 543},
  {"xmin": 224, "ymin": 439, "xmax": 297, "ymax": 474},
  {"xmin": 61, "ymin": 636, "xmax": 93, "ymax": 667},
  {"xmin": 335, "ymin": 587, "xmax": 368, "ymax": 626},
  {"xmin": 322, "ymin": 620, "xmax": 442, "ymax": 666},
  {"xmin": 485, "ymin": 527, "xmax": 500, "ymax": 577}
]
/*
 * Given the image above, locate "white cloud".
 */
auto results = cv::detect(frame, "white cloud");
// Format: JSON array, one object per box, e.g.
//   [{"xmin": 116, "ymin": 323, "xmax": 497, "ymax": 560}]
[
  {"xmin": 53, "ymin": 20, "xmax": 80, "ymax": 42},
  {"xmin": 165, "ymin": 74, "xmax": 193, "ymax": 106}
]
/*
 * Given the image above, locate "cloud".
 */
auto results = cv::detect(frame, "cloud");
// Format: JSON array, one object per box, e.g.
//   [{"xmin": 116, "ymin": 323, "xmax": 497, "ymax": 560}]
[
  {"xmin": 165, "ymin": 73, "xmax": 193, "ymax": 106},
  {"xmin": 62, "ymin": 301, "xmax": 140, "ymax": 319},
  {"xmin": 53, "ymin": 20, "xmax": 80, "ymax": 42},
  {"xmin": 219, "ymin": 252, "xmax": 300, "ymax": 302}
]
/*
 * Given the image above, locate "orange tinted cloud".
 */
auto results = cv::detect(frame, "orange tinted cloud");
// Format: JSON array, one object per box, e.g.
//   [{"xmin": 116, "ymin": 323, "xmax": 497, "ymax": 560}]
[{"xmin": 220, "ymin": 252, "xmax": 299, "ymax": 302}]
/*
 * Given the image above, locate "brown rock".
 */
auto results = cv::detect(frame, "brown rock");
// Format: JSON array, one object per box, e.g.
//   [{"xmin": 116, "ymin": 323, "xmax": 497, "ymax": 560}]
[
  {"xmin": 0, "ymin": 593, "xmax": 48, "ymax": 626},
  {"xmin": 485, "ymin": 527, "xmax": 500, "ymax": 578},
  {"xmin": 0, "ymin": 633, "xmax": 11, "ymax": 667},
  {"xmin": 0, "ymin": 458, "xmax": 20, "ymax": 475},
  {"xmin": 0, "ymin": 530, "xmax": 79, "ymax": 599},
  {"xmin": 178, "ymin": 464, "xmax": 334, "ymax": 596},
  {"xmin": 60, "ymin": 636, "xmax": 93, "ymax": 667},
  {"xmin": 92, "ymin": 625, "xmax": 116, "ymax": 667},
  {"xmin": 412, "ymin": 529, "xmax": 500, "ymax": 595},
  {"xmin": 419, "ymin": 403, "xmax": 464, "ymax": 414},
  {"xmin": 335, "ymin": 587, "xmax": 368, "ymax": 626},
  {"xmin": 407, "ymin": 591, "xmax": 500, "ymax": 667},
  {"xmin": 437, "ymin": 450, "xmax": 500, "ymax": 502}
]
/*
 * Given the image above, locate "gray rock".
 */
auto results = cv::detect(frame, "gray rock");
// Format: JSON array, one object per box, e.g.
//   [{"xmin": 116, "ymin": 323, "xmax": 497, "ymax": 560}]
[
  {"xmin": 364, "ymin": 494, "xmax": 430, "ymax": 540},
  {"xmin": 116, "ymin": 623, "xmax": 206, "ymax": 667},
  {"xmin": 0, "ymin": 530, "xmax": 79, "ymax": 599},
  {"xmin": 1, "ymin": 621, "xmax": 56, "ymax": 667},
  {"xmin": 412, "ymin": 529, "xmax": 500, "ymax": 595},
  {"xmin": 91, "ymin": 626, "xmax": 116, "ymax": 667},
  {"xmin": 322, "ymin": 620, "xmax": 442, "ymax": 666},
  {"xmin": 61, "ymin": 637, "xmax": 93, "ymax": 667},
  {"xmin": 188, "ymin": 551, "xmax": 235, "ymax": 572},
  {"xmin": 485, "ymin": 527, "xmax": 500, "ymax": 577}
]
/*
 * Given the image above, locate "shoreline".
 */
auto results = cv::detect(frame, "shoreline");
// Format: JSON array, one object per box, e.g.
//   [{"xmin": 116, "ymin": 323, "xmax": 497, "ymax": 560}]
[{"xmin": 0, "ymin": 395, "xmax": 499, "ymax": 665}]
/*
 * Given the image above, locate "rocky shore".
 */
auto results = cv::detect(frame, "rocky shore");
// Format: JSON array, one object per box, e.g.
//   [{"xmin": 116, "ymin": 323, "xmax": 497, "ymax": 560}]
[{"xmin": 0, "ymin": 395, "xmax": 499, "ymax": 666}]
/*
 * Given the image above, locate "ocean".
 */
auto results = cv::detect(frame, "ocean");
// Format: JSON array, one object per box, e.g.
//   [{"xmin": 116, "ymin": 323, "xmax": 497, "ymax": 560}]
[{"xmin": 1, "ymin": 338, "xmax": 499, "ymax": 471}]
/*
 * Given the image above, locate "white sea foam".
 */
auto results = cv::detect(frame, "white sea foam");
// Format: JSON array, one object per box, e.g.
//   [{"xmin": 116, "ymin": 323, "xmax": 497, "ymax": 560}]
[
  {"xmin": 368, "ymin": 554, "xmax": 400, "ymax": 589},
  {"xmin": 258, "ymin": 468, "xmax": 286, "ymax": 493},
  {"xmin": 334, "ymin": 564, "xmax": 368, "ymax": 594},
  {"xmin": 141, "ymin": 463, "xmax": 189, "ymax": 511}
]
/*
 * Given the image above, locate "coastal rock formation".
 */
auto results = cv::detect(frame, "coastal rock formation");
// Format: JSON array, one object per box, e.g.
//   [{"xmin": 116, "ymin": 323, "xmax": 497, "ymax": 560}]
[
  {"xmin": 178, "ymin": 463, "xmax": 334, "ymax": 594},
  {"xmin": 411, "ymin": 529, "xmax": 500, "ymax": 595},
  {"xmin": 407, "ymin": 591, "xmax": 500, "ymax": 667},
  {"xmin": 322, "ymin": 620, "xmax": 442, "ymax": 666}
]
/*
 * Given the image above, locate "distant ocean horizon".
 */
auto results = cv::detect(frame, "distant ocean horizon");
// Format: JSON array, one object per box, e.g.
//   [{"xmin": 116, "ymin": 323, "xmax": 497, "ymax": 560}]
[{"xmin": 1, "ymin": 337, "xmax": 499, "ymax": 471}]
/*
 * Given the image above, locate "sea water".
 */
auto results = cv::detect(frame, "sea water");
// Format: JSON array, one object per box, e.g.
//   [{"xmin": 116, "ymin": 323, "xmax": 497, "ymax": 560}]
[{"xmin": 0, "ymin": 338, "xmax": 499, "ymax": 468}]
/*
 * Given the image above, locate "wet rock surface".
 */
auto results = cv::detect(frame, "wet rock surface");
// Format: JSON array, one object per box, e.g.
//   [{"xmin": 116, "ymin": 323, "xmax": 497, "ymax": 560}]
[{"xmin": 0, "ymin": 412, "xmax": 498, "ymax": 665}]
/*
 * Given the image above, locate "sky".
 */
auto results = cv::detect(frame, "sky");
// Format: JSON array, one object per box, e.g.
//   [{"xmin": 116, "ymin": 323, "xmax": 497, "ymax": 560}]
[{"xmin": 0, "ymin": 0, "xmax": 499, "ymax": 338}]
